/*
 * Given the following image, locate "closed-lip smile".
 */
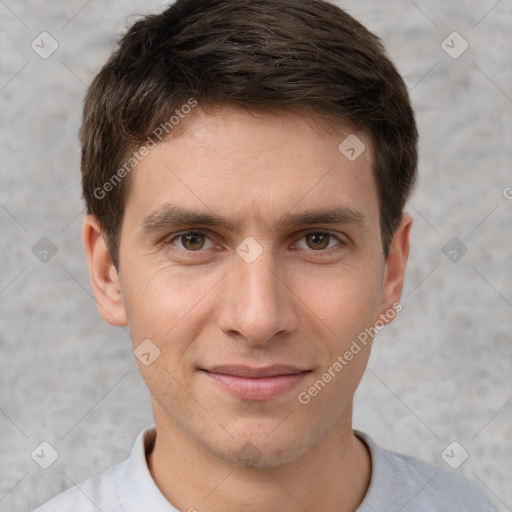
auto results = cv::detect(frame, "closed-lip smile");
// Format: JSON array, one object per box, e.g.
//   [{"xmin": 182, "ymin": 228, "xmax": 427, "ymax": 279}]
[{"xmin": 201, "ymin": 364, "xmax": 310, "ymax": 400}]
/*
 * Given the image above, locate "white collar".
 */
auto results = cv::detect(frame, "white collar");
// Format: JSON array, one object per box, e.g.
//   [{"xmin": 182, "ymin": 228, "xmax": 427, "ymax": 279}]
[{"xmin": 119, "ymin": 426, "xmax": 178, "ymax": 512}]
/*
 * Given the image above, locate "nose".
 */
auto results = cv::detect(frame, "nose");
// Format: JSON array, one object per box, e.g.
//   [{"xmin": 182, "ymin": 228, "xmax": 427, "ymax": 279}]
[{"xmin": 217, "ymin": 249, "xmax": 299, "ymax": 346}]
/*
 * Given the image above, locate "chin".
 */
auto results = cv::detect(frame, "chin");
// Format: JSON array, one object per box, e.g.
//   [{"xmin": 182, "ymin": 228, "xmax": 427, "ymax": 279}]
[{"xmin": 202, "ymin": 430, "xmax": 316, "ymax": 469}]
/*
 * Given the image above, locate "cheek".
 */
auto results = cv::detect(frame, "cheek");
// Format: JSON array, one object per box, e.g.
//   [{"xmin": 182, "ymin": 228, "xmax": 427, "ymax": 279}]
[
  {"xmin": 120, "ymin": 263, "xmax": 222, "ymax": 347},
  {"xmin": 294, "ymin": 268, "xmax": 381, "ymax": 421},
  {"xmin": 298, "ymin": 262, "xmax": 384, "ymax": 343}
]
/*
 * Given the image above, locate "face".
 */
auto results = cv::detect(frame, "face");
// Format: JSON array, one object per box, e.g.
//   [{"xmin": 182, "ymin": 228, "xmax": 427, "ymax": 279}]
[{"xmin": 85, "ymin": 107, "xmax": 410, "ymax": 468}]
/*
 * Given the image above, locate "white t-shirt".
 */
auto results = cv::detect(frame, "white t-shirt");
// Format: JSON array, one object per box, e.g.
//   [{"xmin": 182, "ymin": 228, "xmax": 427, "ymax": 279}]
[{"xmin": 32, "ymin": 426, "xmax": 502, "ymax": 512}]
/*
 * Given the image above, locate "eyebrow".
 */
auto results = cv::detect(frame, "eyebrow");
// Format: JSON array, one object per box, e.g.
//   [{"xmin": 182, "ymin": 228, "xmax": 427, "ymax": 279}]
[{"xmin": 139, "ymin": 204, "xmax": 366, "ymax": 235}]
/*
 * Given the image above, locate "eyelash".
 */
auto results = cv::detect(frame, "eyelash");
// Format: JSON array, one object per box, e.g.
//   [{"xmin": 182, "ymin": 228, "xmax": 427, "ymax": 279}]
[{"xmin": 163, "ymin": 229, "xmax": 345, "ymax": 257}]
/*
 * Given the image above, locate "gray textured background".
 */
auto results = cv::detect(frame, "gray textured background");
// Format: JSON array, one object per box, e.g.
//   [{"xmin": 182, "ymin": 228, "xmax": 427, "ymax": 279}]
[{"xmin": 1, "ymin": 1, "xmax": 511, "ymax": 511}]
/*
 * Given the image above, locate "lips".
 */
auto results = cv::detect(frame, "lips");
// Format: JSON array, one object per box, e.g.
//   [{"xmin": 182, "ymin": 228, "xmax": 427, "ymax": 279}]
[
  {"xmin": 201, "ymin": 365, "xmax": 310, "ymax": 400},
  {"xmin": 205, "ymin": 364, "xmax": 308, "ymax": 378}
]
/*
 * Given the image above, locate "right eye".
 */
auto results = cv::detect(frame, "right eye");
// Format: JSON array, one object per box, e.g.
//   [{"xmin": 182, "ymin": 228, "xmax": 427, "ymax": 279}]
[{"xmin": 165, "ymin": 231, "xmax": 216, "ymax": 252}]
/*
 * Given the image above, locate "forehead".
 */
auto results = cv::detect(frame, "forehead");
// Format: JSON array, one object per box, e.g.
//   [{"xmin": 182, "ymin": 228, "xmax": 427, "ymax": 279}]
[{"xmin": 123, "ymin": 107, "xmax": 379, "ymax": 231}]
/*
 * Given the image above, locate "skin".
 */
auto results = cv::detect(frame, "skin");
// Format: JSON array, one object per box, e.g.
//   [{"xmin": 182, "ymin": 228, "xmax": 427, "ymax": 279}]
[{"xmin": 83, "ymin": 106, "xmax": 411, "ymax": 512}]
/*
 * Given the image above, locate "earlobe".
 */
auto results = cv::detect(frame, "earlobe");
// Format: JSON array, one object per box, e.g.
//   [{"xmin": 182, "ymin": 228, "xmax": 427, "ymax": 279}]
[
  {"xmin": 82, "ymin": 215, "xmax": 128, "ymax": 327},
  {"xmin": 378, "ymin": 214, "xmax": 412, "ymax": 323}
]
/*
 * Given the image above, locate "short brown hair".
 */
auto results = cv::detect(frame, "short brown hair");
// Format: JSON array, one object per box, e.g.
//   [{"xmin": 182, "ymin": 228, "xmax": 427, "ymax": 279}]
[{"xmin": 80, "ymin": 0, "xmax": 418, "ymax": 268}]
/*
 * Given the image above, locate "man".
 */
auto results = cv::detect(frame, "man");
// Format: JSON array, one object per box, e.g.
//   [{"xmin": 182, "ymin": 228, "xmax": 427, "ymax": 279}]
[{"xmin": 34, "ymin": 0, "xmax": 501, "ymax": 510}]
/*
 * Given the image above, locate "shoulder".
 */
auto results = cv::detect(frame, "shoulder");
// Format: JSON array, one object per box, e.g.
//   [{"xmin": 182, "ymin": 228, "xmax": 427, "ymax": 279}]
[
  {"xmin": 31, "ymin": 426, "xmax": 166, "ymax": 512},
  {"xmin": 356, "ymin": 431, "xmax": 502, "ymax": 512},
  {"xmin": 32, "ymin": 460, "xmax": 126, "ymax": 512}
]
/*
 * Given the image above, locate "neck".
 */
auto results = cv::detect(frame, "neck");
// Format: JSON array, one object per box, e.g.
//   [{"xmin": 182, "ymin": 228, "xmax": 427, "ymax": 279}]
[{"xmin": 147, "ymin": 406, "xmax": 371, "ymax": 512}]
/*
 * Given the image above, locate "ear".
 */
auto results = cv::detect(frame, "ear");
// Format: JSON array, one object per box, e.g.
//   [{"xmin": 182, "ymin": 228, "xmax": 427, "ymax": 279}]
[
  {"xmin": 377, "ymin": 213, "xmax": 412, "ymax": 323},
  {"xmin": 82, "ymin": 215, "xmax": 128, "ymax": 326}
]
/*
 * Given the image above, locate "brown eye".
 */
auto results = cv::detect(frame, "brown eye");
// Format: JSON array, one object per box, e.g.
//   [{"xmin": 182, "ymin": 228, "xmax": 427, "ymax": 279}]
[
  {"xmin": 179, "ymin": 232, "xmax": 206, "ymax": 251},
  {"xmin": 305, "ymin": 232, "xmax": 331, "ymax": 250}
]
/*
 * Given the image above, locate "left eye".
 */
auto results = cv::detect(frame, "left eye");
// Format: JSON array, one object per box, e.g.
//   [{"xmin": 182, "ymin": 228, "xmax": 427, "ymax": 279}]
[{"xmin": 294, "ymin": 232, "xmax": 342, "ymax": 251}]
